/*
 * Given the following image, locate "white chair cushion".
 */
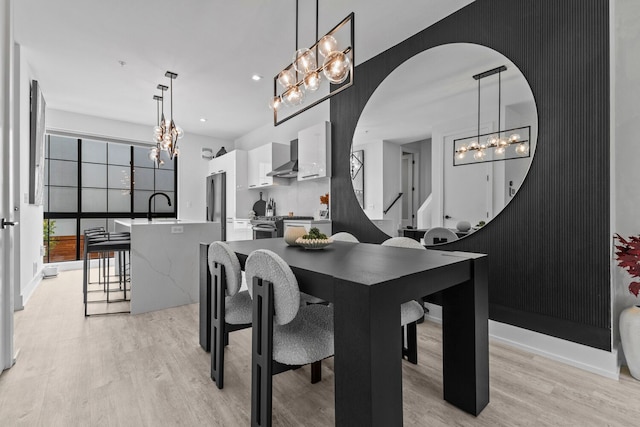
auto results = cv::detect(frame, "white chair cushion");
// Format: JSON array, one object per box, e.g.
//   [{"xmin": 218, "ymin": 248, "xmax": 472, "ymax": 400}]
[
  {"xmin": 382, "ymin": 237, "xmax": 426, "ymax": 250},
  {"xmin": 401, "ymin": 300, "xmax": 425, "ymax": 325},
  {"xmin": 424, "ymin": 227, "xmax": 459, "ymax": 245},
  {"xmin": 225, "ymin": 290, "xmax": 252, "ymax": 325},
  {"xmin": 246, "ymin": 249, "xmax": 300, "ymax": 326},
  {"xmin": 272, "ymin": 304, "xmax": 334, "ymax": 365},
  {"xmin": 330, "ymin": 232, "xmax": 359, "ymax": 243},
  {"xmin": 208, "ymin": 241, "xmax": 242, "ymax": 296}
]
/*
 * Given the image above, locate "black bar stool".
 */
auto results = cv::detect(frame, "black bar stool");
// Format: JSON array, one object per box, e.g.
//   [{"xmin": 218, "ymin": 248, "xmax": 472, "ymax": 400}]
[{"xmin": 83, "ymin": 230, "xmax": 131, "ymax": 316}]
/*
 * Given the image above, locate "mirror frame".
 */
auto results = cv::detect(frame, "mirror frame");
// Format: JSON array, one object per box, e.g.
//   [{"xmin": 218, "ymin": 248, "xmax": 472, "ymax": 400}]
[{"xmin": 349, "ymin": 43, "xmax": 538, "ymax": 244}]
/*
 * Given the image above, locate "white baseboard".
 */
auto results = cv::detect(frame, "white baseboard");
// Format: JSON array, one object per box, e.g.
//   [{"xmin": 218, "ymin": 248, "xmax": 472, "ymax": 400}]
[
  {"xmin": 424, "ymin": 303, "xmax": 620, "ymax": 380},
  {"xmin": 20, "ymin": 270, "xmax": 43, "ymax": 307},
  {"xmin": 21, "ymin": 260, "xmax": 103, "ymax": 307}
]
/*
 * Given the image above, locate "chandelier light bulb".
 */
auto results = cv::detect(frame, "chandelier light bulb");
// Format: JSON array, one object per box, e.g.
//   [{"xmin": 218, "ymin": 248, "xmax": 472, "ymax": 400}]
[
  {"xmin": 269, "ymin": 95, "xmax": 283, "ymax": 110},
  {"xmin": 474, "ymin": 150, "xmax": 486, "ymax": 160},
  {"xmin": 303, "ymin": 71, "xmax": 321, "ymax": 91},
  {"xmin": 509, "ymin": 133, "xmax": 521, "ymax": 142},
  {"xmin": 458, "ymin": 145, "xmax": 468, "ymax": 153},
  {"xmin": 499, "ymin": 138, "xmax": 509, "ymax": 147},
  {"xmin": 153, "ymin": 126, "xmax": 162, "ymax": 136},
  {"xmin": 284, "ymin": 85, "xmax": 305, "ymax": 106},
  {"xmin": 323, "ymin": 51, "xmax": 351, "ymax": 84},
  {"xmin": 318, "ymin": 35, "xmax": 338, "ymax": 58},
  {"xmin": 468, "ymin": 141, "xmax": 479, "ymax": 150},
  {"xmin": 515, "ymin": 143, "xmax": 529, "ymax": 155},
  {"xmin": 495, "ymin": 146, "xmax": 505, "ymax": 155},
  {"xmin": 292, "ymin": 48, "xmax": 317, "ymax": 74},
  {"xmin": 175, "ymin": 126, "xmax": 184, "ymax": 139},
  {"xmin": 457, "ymin": 152, "xmax": 466, "ymax": 160},
  {"xmin": 149, "ymin": 148, "xmax": 158, "ymax": 161},
  {"xmin": 278, "ymin": 69, "xmax": 296, "ymax": 88},
  {"xmin": 158, "ymin": 159, "xmax": 165, "ymax": 166}
]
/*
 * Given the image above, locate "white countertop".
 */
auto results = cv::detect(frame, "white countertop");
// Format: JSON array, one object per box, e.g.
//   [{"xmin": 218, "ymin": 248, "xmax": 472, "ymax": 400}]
[
  {"xmin": 115, "ymin": 219, "xmax": 214, "ymax": 226},
  {"xmin": 283, "ymin": 218, "xmax": 331, "ymax": 224}
]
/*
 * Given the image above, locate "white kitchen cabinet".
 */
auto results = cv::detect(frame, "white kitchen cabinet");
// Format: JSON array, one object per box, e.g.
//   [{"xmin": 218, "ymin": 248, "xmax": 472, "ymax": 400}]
[
  {"xmin": 297, "ymin": 121, "xmax": 331, "ymax": 181},
  {"xmin": 227, "ymin": 218, "xmax": 252, "ymax": 241},
  {"xmin": 208, "ymin": 150, "xmax": 250, "ymax": 219},
  {"xmin": 247, "ymin": 143, "xmax": 290, "ymax": 188},
  {"xmin": 283, "ymin": 220, "xmax": 331, "ymax": 237}
]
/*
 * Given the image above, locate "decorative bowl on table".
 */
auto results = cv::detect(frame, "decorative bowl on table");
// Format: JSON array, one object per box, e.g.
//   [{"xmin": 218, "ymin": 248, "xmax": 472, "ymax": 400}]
[{"xmin": 295, "ymin": 237, "xmax": 333, "ymax": 250}]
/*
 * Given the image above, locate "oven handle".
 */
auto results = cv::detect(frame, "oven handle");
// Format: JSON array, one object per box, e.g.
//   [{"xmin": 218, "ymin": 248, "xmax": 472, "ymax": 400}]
[{"xmin": 251, "ymin": 224, "xmax": 277, "ymax": 231}]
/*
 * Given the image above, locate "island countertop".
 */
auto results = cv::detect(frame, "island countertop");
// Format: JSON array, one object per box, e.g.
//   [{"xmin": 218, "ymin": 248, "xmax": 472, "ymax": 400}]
[
  {"xmin": 115, "ymin": 218, "xmax": 213, "ymax": 227},
  {"xmin": 114, "ymin": 219, "xmax": 220, "ymax": 314}
]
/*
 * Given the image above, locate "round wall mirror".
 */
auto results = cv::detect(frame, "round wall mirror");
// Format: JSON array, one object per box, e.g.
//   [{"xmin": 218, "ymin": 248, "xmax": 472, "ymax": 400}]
[{"xmin": 351, "ymin": 43, "xmax": 538, "ymax": 245}]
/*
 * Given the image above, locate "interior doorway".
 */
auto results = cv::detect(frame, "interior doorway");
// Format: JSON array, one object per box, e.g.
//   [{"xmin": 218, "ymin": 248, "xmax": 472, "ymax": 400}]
[
  {"xmin": 443, "ymin": 130, "xmax": 493, "ymax": 229},
  {"xmin": 401, "ymin": 153, "xmax": 415, "ymax": 228}
]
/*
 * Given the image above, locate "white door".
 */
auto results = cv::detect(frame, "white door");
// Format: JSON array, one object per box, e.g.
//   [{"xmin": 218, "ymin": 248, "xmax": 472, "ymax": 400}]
[
  {"xmin": 443, "ymin": 131, "xmax": 492, "ymax": 229},
  {"xmin": 1, "ymin": 0, "xmax": 15, "ymax": 373},
  {"xmin": 401, "ymin": 153, "xmax": 415, "ymax": 228}
]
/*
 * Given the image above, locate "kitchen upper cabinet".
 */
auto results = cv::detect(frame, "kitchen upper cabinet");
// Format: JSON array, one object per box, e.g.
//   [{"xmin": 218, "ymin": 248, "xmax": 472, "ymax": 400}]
[
  {"xmin": 297, "ymin": 121, "xmax": 331, "ymax": 181},
  {"xmin": 208, "ymin": 149, "xmax": 249, "ymax": 218},
  {"xmin": 247, "ymin": 143, "xmax": 289, "ymax": 188}
]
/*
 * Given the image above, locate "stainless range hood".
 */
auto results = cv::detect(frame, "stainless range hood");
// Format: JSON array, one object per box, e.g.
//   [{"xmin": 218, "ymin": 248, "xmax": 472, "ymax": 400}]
[{"xmin": 267, "ymin": 139, "xmax": 298, "ymax": 178}]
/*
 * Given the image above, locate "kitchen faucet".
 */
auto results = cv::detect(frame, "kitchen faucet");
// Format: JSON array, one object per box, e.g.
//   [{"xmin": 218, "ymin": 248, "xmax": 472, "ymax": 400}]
[{"xmin": 148, "ymin": 192, "xmax": 172, "ymax": 221}]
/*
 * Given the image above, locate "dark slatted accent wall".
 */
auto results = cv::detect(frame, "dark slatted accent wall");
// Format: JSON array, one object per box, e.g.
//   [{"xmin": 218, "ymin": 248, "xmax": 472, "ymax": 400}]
[{"xmin": 330, "ymin": 0, "xmax": 611, "ymax": 350}]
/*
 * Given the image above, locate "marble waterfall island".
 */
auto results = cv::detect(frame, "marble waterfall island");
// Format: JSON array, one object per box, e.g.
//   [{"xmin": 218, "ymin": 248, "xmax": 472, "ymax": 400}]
[{"xmin": 114, "ymin": 219, "xmax": 220, "ymax": 314}]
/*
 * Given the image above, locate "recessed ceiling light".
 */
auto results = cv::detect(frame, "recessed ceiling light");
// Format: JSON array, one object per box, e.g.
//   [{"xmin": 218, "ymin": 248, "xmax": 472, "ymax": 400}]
[
  {"xmin": 252, "ymin": 74, "xmax": 263, "ymax": 81},
  {"xmin": 200, "ymin": 118, "xmax": 207, "ymax": 122}
]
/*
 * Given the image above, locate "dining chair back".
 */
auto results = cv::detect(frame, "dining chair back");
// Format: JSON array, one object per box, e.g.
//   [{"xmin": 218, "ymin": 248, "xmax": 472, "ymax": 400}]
[
  {"xmin": 207, "ymin": 241, "xmax": 252, "ymax": 389},
  {"xmin": 246, "ymin": 249, "xmax": 334, "ymax": 427},
  {"xmin": 330, "ymin": 231, "xmax": 359, "ymax": 242},
  {"xmin": 424, "ymin": 227, "xmax": 459, "ymax": 245}
]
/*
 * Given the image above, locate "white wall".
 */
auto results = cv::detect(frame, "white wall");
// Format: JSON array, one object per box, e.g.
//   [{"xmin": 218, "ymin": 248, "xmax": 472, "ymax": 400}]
[
  {"xmin": 613, "ymin": 0, "xmax": 640, "ymax": 351},
  {"xmin": 15, "ymin": 45, "xmax": 43, "ymax": 307}
]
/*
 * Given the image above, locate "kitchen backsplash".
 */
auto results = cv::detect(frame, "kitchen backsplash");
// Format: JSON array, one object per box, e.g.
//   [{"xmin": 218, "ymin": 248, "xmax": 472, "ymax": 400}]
[{"xmin": 248, "ymin": 178, "xmax": 330, "ymax": 218}]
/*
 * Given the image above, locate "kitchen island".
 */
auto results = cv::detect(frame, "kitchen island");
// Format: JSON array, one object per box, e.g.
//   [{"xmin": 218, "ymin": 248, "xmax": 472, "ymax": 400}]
[{"xmin": 114, "ymin": 219, "xmax": 220, "ymax": 314}]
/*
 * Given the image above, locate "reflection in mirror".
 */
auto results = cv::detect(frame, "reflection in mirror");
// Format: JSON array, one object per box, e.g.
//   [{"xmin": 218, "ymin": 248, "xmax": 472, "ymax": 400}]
[
  {"xmin": 350, "ymin": 150, "xmax": 364, "ymax": 209},
  {"xmin": 351, "ymin": 43, "xmax": 538, "ymax": 243}
]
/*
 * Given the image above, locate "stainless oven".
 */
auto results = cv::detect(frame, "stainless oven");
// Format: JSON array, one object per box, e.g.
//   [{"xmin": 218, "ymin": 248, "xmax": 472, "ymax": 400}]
[
  {"xmin": 250, "ymin": 215, "xmax": 314, "ymax": 239},
  {"xmin": 251, "ymin": 223, "xmax": 278, "ymax": 239}
]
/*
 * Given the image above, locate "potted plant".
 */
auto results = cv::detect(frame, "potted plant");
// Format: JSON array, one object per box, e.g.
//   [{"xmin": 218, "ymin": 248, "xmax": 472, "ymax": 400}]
[
  {"xmin": 43, "ymin": 219, "xmax": 59, "ymax": 277},
  {"xmin": 614, "ymin": 233, "xmax": 640, "ymax": 380}
]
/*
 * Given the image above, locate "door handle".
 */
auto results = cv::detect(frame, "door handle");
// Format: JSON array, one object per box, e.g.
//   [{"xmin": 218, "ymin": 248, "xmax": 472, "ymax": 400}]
[{"xmin": 1, "ymin": 218, "xmax": 19, "ymax": 229}]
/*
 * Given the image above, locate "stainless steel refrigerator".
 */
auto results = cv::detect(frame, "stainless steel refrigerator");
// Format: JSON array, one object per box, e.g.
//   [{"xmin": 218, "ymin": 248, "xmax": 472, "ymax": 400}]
[{"xmin": 206, "ymin": 172, "xmax": 226, "ymax": 240}]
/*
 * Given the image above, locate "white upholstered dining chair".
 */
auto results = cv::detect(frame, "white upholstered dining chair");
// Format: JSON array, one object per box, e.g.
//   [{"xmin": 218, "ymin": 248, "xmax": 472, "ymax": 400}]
[
  {"xmin": 207, "ymin": 241, "xmax": 253, "ymax": 389},
  {"xmin": 423, "ymin": 227, "xmax": 459, "ymax": 245},
  {"xmin": 246, "ymin": 249, "xmax": 334, "ymax": 427},
  {"xmin": 330, "ymin": 231, "xmax": 359, "ymax": 242}
]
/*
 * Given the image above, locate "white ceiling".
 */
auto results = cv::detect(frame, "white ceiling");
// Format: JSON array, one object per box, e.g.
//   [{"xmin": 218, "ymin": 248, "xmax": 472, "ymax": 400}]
[{"xmin": 13, "ymin": 0, "xmax": 474, "ymax": 142}]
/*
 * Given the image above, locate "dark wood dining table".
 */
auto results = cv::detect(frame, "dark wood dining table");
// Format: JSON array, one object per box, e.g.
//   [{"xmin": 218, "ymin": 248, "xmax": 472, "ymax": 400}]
[{"xmin": 201, "ymin": 238, "xmax": 489, "ymax": 426}]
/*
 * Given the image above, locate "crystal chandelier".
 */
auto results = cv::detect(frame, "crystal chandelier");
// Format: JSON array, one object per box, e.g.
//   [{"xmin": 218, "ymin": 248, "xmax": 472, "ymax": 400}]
[
  {"xmin": 150, "ymin": 71, "xmax": 183, "ymax": 166},
  {"xmin": 269, "ymin": 0, "xmax": 354, "ymax": 126},
  {"xmin": 453, "ymin": 66, "xmax": 530, "ymax": 166}
]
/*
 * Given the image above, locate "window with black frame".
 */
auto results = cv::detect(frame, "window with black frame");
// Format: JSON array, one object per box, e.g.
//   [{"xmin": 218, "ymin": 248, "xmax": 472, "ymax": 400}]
[{"xmin": 43, "ymin": 135, "xmax": 177, "ymax": 262}]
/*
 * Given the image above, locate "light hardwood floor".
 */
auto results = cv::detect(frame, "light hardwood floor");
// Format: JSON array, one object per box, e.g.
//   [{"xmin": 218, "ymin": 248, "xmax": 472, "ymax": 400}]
[{"xmin": 1, "ymin": 269, "xmax": 640, "ymax": 426}]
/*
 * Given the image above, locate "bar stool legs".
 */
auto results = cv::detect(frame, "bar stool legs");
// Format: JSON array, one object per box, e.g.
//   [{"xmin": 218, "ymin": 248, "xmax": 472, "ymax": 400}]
[{"xmin": 83, "ymin": 230, "xmax": 131, "ymax": 316}]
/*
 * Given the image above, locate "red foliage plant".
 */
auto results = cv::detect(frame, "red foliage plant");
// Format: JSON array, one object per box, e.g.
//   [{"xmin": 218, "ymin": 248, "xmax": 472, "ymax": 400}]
[{"xmin": 614, "ymin": 233, "xmax": 640, "ymax": 297}]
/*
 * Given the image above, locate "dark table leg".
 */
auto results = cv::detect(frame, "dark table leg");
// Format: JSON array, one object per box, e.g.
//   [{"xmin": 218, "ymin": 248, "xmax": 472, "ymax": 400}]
[
  {"xmin": 333, "ymin": 278, "xmax": 403, "ymax": 426},
  {"xmin": 441, "ymin": 256, "xmax": 489, "ymax": 415}
]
